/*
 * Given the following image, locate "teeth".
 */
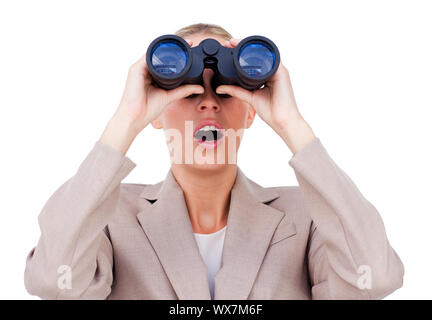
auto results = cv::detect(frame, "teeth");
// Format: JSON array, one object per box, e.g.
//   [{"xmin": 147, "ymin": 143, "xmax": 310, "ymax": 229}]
[{"xmin": 198, "ymin": 125, "xmax": 220, "ymax": 131}]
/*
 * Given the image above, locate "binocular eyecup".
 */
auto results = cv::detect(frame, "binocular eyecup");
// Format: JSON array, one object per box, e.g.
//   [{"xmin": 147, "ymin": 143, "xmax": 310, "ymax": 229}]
[{"xmin": 146, "ymin": 34, "xmax": 280, "ymax": 91}]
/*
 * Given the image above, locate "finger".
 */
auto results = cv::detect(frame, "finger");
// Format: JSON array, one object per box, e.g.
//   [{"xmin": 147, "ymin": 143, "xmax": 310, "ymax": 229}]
[
  {"xmin": 166, "ymin": 84, "xmax": 204, "ymax": 103},
  {"xmin": 230, "ymin": 38, "xmax": 242, "ymax": 46},
  {"xmin": 224, "ymin": 38, "xmax": 242, "ymax": 48},
  {"xmin": 187, "ymin": 40, "xmax": 193, "ymax": 47},
  {"xmin": 216, "ymin": 85, "xmax": 253, "ymax": 105},
  {"xmin": 128, "ymin": 52, "xmax": 149, "ymax": 78},
  {"xmin": 266, "ymin": 62, "xmax": 289, "ymax": 85}
]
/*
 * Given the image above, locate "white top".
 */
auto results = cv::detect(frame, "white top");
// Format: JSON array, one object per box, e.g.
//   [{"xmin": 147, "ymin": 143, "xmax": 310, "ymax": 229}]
[{"xmin": 193, "ymin": 225, "xmax": 227, "ymax": 299}]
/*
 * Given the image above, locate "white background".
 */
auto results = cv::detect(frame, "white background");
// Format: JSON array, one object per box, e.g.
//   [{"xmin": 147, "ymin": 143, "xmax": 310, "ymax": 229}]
[{"xmin": 0, "ymin": 0, "xmax": 430, "ymax": 299}]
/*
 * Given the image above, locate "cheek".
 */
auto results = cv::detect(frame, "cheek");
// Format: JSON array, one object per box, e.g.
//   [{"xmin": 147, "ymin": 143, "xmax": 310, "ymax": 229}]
[
  {"xmin": 161, "ymin": 103, "xmax": 190, "ymax": 127},
  {"xmin": 226, "ymin": 102, "xmax": 250, "ymax": 128}
]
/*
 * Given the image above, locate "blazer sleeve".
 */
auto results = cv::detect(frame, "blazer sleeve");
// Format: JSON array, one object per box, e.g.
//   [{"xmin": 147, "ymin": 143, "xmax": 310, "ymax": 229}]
[
  {"xmin": 288, "ymin": 137, "xmax": 404, "ymax": 299},
  {"xmin": 24, "ymin": 141, "xmax": 136, "ymax": 299}
]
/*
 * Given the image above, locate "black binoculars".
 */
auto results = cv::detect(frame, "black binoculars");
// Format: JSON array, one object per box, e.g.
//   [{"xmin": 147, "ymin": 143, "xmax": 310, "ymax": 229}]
[{"xmin": 146, "ymin": 34, "xmax": 280, "ymax": 91}]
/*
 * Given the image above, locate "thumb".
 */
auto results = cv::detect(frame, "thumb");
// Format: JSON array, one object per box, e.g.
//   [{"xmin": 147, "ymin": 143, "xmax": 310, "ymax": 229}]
[
  {"xmin": 216, "ymin": 85, "xmax": 253, "ymax": 105},
  {"xmin": 166, "ymin": 84, "xmax": 204, "ymax": 103}
]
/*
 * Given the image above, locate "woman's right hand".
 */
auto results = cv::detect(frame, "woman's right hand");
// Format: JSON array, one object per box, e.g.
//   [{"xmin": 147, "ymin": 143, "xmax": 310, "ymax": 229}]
[{"xmin": 99, "ymin": 48, "xmax": 204, "ymax": 155}]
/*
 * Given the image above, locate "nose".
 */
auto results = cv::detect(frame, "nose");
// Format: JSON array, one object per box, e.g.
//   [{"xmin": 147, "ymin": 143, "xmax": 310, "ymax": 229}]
[
  {"xmin": 197, "ymin": 99, "xmax": 220, "ymax": 112},
  {"xmin": 196, "ymin": 69, "xmax": 221, "ymax": 113}
]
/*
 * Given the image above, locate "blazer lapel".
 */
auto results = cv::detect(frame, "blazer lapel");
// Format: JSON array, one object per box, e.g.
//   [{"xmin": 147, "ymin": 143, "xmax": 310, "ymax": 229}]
[
  {"xmin": 136, "ymin": 169, "xmax": 211, "ymax": 300},
  {"xmin": 213, "ymin": 168, "xmax": 286, "ymax": 300},
  {"xmin": 136, "ymin": 167, "xmax": 286, "ymax": 300}
]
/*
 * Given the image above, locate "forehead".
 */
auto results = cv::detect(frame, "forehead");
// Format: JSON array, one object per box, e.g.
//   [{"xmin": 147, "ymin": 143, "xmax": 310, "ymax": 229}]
[{"xmin": 184, "ymin": 33, "xmax": 227, "ymax": 47}]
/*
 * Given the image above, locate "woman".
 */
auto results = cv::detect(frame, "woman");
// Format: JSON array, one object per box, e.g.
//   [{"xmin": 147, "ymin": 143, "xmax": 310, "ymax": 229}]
[{"xmin": 24, "ymin": 23, "xmax": 404, "ymax": 300}]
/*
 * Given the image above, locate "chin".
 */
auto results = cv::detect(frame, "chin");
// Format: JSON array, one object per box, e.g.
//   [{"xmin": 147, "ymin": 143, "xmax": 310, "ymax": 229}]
[{"xmin": 191, "ymin": 162, "xmax": 233, "ymax": 171}]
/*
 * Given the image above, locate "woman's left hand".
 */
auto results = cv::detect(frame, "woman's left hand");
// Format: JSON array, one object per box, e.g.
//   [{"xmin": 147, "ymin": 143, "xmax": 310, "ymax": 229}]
[{"xmin": 217, "ymin": 38, "xmax": 317, "ymax": 154}]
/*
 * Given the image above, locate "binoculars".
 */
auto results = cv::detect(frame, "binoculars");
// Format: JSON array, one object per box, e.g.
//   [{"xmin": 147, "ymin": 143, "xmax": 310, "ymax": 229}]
[{"xmin": 146, "ymin": 34, "xmax": 280, "ymax": 91}]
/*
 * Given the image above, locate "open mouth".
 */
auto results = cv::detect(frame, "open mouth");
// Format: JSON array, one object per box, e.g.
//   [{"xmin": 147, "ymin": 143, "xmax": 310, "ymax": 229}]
[{"xmin": 193, "ymin": 125, "xmax": 224, "ymax": 149}]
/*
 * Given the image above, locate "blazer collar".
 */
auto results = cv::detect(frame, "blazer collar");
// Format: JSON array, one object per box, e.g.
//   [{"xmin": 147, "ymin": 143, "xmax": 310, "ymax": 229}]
[
  {"xmin": 136, "ymin": 166, "xmax": 286, "ymax": 300},
  {"xmin": 139, "ymin": 166, "xmax": 280, "ymax": 203}
]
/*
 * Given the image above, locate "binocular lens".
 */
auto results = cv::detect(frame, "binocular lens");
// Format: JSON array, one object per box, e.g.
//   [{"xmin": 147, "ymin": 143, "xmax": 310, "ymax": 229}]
[
  {"xmin": 238, "ymin": 42, "xmax": 275, "ymax": 77},
  {"xmin": 151, "ymin": 41, "xmax": 188, "ymax": 76}
]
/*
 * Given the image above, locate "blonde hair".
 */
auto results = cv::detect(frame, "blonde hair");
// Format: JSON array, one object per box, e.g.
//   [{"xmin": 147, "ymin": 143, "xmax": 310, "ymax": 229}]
[{"xmin": 174, "ymin": 23, "xmax": 233, "ymax": 41}]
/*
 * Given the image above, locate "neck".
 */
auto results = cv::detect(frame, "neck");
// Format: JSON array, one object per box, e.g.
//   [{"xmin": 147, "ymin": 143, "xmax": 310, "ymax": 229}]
[{"xmin": 171, "ymin": 164, "xmax": 238, "ymax": 234}]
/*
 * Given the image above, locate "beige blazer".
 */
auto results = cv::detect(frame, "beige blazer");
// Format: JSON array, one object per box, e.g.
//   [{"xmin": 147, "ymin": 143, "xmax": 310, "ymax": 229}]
[{"xmin": 24, "ymin": 137, "xmax": 404, "ymax": 300}]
